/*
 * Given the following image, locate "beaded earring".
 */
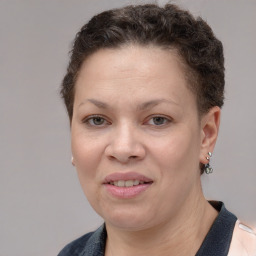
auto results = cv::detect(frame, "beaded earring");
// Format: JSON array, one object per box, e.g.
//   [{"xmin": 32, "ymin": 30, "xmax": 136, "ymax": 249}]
[{"xmin": 204, "ymin": 152, "xmax": 213, "ymax": 174}]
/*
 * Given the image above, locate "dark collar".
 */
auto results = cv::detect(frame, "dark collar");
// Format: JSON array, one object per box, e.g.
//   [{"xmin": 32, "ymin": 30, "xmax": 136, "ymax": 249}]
[
  {"xmin": 79, "ymin": 225, "xmax": 106, "ymax": 256},
  {"xmin": 195, "ymin": 201, "xmax": 237, "ymax": 256}
]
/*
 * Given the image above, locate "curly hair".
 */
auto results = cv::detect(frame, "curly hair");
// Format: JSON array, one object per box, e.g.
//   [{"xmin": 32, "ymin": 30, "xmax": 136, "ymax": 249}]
[{"xmin": 61, "ymin": 3, "xmax": 225, "ymax": 121}]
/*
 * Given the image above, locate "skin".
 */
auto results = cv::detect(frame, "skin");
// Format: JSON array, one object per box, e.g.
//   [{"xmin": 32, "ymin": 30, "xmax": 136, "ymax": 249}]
[{"xmin": 71, "ymin": 45, "xmax": 221, "ymax": 256}]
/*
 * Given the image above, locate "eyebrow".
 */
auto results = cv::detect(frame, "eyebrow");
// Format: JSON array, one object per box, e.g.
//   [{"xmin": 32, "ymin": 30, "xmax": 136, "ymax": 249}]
[
  {"xmin": 136, "ymin": 99, "xmax": 178, "ymax": 111},
  {"xmin": 79, "ymin": 98, "xmax": 178, "ymax": 110},
  {"xmin": 82, "ymin": 99, "xmax": 108, "ymax": 108}
]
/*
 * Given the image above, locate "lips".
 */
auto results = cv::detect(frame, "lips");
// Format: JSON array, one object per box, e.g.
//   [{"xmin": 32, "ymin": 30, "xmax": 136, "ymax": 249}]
[
  {"xmin": 103, "ymin": 172, "xmax": 153, "ymax": 185},
  {"xmin": 103, "ymin": 172, "xmax": 153, "ymax": 198},
  {"xmin": 110, "ymin": 180, "xmax": 142, "ymax": 187}
]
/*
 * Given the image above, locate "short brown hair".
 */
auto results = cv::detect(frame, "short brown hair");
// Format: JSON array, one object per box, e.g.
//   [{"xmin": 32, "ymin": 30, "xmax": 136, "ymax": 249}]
[{"xmin": 61, "ymin": 3, "xmax": 225, "ymax": 121}]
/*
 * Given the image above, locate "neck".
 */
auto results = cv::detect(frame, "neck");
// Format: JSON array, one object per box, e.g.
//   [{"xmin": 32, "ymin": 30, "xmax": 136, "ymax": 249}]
[{"xmin": 105, "ymin": 193, "xmax": 218, "ymax": 256}]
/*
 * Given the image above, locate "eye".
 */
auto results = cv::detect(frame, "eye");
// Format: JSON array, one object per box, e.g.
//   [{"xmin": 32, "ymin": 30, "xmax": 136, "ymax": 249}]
[
  {"xmin": 147, "ymin": 116, "xmax": 171, "ymax": 126},
  {"xmin": 83, "ymin": 115, "xmax": 109, "ymax": 126}
]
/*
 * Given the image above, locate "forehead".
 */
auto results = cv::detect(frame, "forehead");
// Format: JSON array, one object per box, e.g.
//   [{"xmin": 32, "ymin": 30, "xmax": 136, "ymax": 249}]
[
  {"xmin": 74, "ymin": 45, "xmax": 196, "ymax": 111},
  {"xmin": 79, "ymin": 45, "xmax": 184, "ymax": 76}
]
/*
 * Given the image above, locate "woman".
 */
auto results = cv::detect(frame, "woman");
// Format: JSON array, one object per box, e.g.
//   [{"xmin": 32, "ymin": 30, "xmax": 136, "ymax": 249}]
[{"xmin": 58, "ymin": 4, "xmax": 256, "ymax": 256}]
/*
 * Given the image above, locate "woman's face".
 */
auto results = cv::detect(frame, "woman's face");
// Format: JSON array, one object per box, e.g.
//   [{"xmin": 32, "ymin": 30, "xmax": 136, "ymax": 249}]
[{"xmin": 71, "ymin": 45, "xmax": 206, "ymax": 231}]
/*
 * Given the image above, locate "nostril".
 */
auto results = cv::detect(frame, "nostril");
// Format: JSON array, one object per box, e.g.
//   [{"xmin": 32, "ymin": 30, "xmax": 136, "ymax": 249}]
[{"xmin": 105, "ymin": 142, "xmax": 146, "ymax": 163}]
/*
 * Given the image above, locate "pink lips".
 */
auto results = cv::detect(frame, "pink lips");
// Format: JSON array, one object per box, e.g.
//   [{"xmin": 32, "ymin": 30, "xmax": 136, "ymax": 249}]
[
  {"xmin": 104, "ymin": 172, "xmax": 153, "ymax": 184},
  {"xmin": 103, "ymin": 172, "xmax": 153, "ymax": 199}
]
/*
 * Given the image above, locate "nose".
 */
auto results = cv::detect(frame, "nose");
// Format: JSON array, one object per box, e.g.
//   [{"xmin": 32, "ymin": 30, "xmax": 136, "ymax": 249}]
[{"xmin": 105, "ymin": 122, "xmax": 146, "ymax": 163}]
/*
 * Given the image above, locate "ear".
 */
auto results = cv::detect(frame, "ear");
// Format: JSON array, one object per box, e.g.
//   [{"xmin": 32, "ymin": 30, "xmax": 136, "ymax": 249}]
[{"xmin": 199, "ymin": 106, "xmax": 221, "ymax": 164}]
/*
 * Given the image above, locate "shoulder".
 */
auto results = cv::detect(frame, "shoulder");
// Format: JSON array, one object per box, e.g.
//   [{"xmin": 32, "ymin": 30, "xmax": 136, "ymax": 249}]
[
  {"xmin": 58, "ymin": 225, "xmax": 106, "ymax": 256},
  {"xmin": 58, "ymin": 232, "xmax": 94, "ymax": 256},
  {"xmin": 228, "ymin": 220, "xmax": 256, "ymax": 256}
]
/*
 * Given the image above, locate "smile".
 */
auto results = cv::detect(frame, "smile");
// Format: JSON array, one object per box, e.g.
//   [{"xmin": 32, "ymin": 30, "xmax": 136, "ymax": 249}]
[
  {"xmin": 108, "ymin": 180, "xmax": 150, "ymax": 187},
  {"xmin": 103, "ymin": 172, "xmax": 153, "ymax": 198}
]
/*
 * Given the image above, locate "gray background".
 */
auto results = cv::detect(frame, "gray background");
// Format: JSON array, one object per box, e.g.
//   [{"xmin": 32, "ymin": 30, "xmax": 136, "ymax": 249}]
[{"xmin": 0, "ymin": 0, "xmax": 255, "ymax": 255}]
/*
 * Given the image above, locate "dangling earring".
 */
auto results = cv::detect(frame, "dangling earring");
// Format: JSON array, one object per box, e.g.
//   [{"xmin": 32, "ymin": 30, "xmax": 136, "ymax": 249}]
[
  {"xmin": 204, "ymin": 152, "xmax": 213, "ymax": 174},
  {"xmin": 71, "ymin": 156, "xmax": 75, "ymax": 166}
]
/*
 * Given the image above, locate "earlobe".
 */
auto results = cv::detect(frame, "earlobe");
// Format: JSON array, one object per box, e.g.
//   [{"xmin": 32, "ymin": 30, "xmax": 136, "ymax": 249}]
[
  {"xmin": 71, "ymin": 156, "xmax": 75, "ymax": 166},
  {"xmin": 199, "ymin": 106, "xmax": 221, "ymax": 164}
]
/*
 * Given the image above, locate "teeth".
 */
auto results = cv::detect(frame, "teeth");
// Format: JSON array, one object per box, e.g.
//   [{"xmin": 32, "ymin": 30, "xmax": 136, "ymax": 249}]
[
  {"xmin": 112, "ymin": 180, "xmax": 141, "ymax": 187},
  {"xmin": 118, "ymin": 180, "xmax": 125, "ymax": 187},
  {"xmin": 125, "ymin": 180, "xmax": 134, "ymax": 187},
  {"xmin": 133, "ymin": 180, "xmax": 140, "ymax": 186}
]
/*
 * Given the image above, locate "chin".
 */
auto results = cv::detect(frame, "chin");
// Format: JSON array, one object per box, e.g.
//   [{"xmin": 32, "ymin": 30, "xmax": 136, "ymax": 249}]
[
  {"xmin": 108, "ymin": 218, "xmax": 151, "ymax": 231},
  {"xmin": 99, "ymin": 206, "xmax": 153, "ymax": 231}
]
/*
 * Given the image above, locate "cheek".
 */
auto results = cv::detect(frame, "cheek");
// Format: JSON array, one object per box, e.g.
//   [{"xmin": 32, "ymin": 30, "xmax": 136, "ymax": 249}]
[
  {"xmin": 71, "ymin": 130, "xmax": 105, "ymax": 187},
  {"xmin": 71, "ymin": 135, "xmax": 104, "ymax": 211},
  {"xmin": 151, "ymin": 129, "xmax": 200, "ymax": 173},
  {"xmin": 149, "ymin": 130, "xmax": 201, "ymax": 210}
]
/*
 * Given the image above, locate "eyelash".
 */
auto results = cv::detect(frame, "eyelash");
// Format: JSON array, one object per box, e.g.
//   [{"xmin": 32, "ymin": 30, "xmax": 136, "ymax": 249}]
[
  {"xmin": 82, "ymin": 115, "xmax": 111, "ymax": 127},
  {"xmin": 145, "ymin": 115, "xmax": 172, "ymax": 126},
  {"xmin": 82, "ymin": 115, "xmax": 172, "ymax": 127}
]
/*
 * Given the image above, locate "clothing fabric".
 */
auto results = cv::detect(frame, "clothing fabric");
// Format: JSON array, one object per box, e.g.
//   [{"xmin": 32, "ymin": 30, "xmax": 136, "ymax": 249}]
[
  {"xmin": 58, "ymin": 201, "xmax": 237, "ymax": 256},
  {"xmin": 228, "ymin": 220, "xmax": 256, "ymax": 256}
]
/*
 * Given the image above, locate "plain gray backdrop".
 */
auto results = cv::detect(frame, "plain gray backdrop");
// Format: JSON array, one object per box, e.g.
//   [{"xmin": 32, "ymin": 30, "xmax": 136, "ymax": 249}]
[{"xmin": 0, "ymin": 0, "xmax": 255, "ymax": 255}]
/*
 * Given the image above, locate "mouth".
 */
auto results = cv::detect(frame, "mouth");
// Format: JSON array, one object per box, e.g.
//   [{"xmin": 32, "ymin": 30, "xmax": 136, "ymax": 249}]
[
  {"xmin": 107, "ymin": 180, "xmax": 153, "ymax": 187},
  {"xmin": 103, "ymin": 172, "xmax": 153, "ymax": 198}
]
